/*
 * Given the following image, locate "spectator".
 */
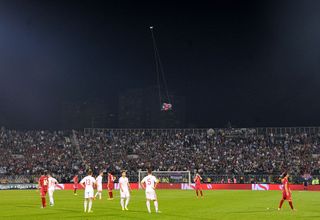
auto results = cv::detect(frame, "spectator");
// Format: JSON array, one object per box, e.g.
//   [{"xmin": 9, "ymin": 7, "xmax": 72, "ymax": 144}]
[{"xmin": 0, "ymin": 128, "xmax": 319, "ymax": 183}]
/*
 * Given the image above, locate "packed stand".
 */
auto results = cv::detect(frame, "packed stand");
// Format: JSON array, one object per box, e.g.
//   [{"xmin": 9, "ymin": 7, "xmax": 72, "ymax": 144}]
[
  {"xmin": 76, "ymin": 129, "xmax": 320, "ymax": 180},
  {"xmin": 0, "ymin": 127, "xmax": 320, "ymax": 183},
  {"xmin": 0, "ymin": 128, "xmax": 81, "ymax": 183}
]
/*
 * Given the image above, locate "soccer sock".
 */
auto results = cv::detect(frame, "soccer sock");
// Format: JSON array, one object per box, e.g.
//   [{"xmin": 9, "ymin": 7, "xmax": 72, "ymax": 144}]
[
  {"xmin": 200, "ymin": 190, "xmax": 203, "ymax": 197},
  {"xmin": 88, "ymin": 200, "xmax": 92, "ymax": 212},
  {"xmin": 108, "ymin": 192, "xmax": 112, "ymax": 198},
  {"xmin": 154, "ymin": 201, "xmax": 159, "ymax": 213},
  {"xmin": 41, "ymin": 197, "xmax": 46, "ymax": 207},
  {"xmin": 111, "ymin": 192, "xmax": 113, "ymax": 198},
  {"xmin": 120, "ymin": 198, "xmax": 124, "ymax": 209},
  {"xmin": 125, "ymin": 197, "xmax": 130, "ymax": 208},
  {"xmin": 84, "ymin": 200, "xmax": 87, "ymax": 212},
  {"xmin": 146, "ymin": 200, "xmax": 151, "ymax": 213},
  {"xmin": 289, "ymin": 201, "xmax": 294, "ymax": 210},
  {"xmin": 74, "ymin": 189, "xmax": 77, "ymax": 194},
  {"xmin": 95, "ymin": 192, "xmax": 99, "ymax": 197},
  {"xmin": 278, "ymin": 199, "xmax": 284, "ymax": 209},
  {"xmin": 49, "ymin": 195, "xmax": 54, "ymax": 205},
  {"xmin": 99, "ymin": 192, "xmax": 102, "ymax": 199},
  {"xmin": 196, "ymin": 190, "xmax": 199, "ymax": 196}
]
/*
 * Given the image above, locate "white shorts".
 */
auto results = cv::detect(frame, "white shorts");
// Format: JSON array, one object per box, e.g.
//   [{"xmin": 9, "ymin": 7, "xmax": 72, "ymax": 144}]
[
  {"xmin": 84, "ymin": 189, "xmax": 94, "ymax": 199},
  {"xmin": 120, "ymin": 190, "xmax": 130, "ymax": 199},
  {"xmin": 97, "ymin": 185, "xmax": 102, "ymax": 192},
  {"xmin": 48, "ymin": 188, "xmax": 55, "ymax": 197},
  {"xmin": 145, "ymin": 190, "xmax": 157, "ymax": 200}
]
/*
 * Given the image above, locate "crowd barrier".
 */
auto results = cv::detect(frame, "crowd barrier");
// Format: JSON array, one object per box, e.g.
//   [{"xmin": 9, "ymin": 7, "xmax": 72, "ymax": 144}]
[
  {"xmin": 1, "ymin": 183, "xmax": 319, "ymax": 191},
  {"xmin": 36, "ymin": 183, "xmax": 320, "ymax": 191},
  {"xmin": 0, "ymin": 183, "xmax": 37, "ymax": 190}
]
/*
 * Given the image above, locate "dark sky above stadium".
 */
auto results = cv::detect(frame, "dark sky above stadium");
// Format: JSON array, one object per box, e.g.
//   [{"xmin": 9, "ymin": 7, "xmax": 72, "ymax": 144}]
[{"xmin": 1, "ymin": 0, "xmax": 320, "ymax": 129}]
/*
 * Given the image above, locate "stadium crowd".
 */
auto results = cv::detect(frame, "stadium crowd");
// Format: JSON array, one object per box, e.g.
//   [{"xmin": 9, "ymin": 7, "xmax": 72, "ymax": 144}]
[
  {"xmin": 0, "ymin": 128, "xmax": 79, "ymax": 183},
  {"xmin": 0, "ymin": 127, "xmax": 319, "ymax": 183}
]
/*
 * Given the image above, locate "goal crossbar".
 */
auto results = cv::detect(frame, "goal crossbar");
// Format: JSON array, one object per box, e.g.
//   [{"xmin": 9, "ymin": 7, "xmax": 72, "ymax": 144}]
[{"xmin": 138, "ymin": 170, "xmax": 191, "ymax": 189}]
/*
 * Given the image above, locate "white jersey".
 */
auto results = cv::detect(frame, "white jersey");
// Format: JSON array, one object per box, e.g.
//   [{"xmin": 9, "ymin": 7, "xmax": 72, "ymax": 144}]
[
  {"xmin": 119, "ymin": 177, "xmax": 129, "ymax": 192},
  {"xmin": 48, "ymin": 177, "xmax": 58, "ymax": 190},
  {"xmin": 80, "ymin": 175, "xmax": 96, "ymax": 191},
  {"xmin": 96, "ymin": 175, "xmax": 103, "ymax": 186},
  {"xmin": 96, "ymin": 175, "xmax": 103, "ymax": 191},
  {"xmin": 141, "ymin": 175, "xmax": 158, "ymax": 192}
]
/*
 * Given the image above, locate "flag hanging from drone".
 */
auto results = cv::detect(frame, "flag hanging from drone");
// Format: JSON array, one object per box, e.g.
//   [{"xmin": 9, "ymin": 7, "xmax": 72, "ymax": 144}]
[
  {"xmin": 161, "ymin": 103, "xmax": 172, "ymax": 111},
  {"xmin": 150, "ymin": 26, "xmax": 173, "ymax": 112}
]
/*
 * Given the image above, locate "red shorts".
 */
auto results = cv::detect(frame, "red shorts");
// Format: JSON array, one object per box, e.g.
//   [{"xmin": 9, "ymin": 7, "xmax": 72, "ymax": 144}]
[
  {"xmin": 195, "ymin": 185, "xmax": 202, "ymax": 190},
  {"xmin": 282, "ymin": 192, "xmax": 292, "ymax": 200},
  {"xmin": 73, "ymin": 184, "xmax": 78, "ymax": 189},
  {"xmin": 40, "ymin": 189, "xmax": 47, "ymax": 197},
  {"xmin": 108, "ymin": 185, "xmax": 114, "ymax": 191}
]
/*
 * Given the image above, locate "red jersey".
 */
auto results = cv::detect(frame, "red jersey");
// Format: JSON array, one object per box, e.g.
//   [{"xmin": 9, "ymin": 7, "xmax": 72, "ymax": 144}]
[
  {"xmin": 108, "ymin": 174, "xmax": 115, "ymax": 184},
  {"xmin": 281, "ymin": 177, "xmax": 292, "ymax": 200},
  {"xmin": 39, "ymin": 175, "xmax": 49, "ymax": 191},
  {"xmin": 194, "ymin": 176, "xmax": 201, "ymax": 185},
  {"xmin": 107, "ymin": 174, "xmax": 115, "ymax": 190},
  {"xmin": 282, "ymin": 178, "xmax": 290, "ymax": 194},
  {"xmin": 73, "ymin": 176, "xmax": 79, "ymax": 184}
]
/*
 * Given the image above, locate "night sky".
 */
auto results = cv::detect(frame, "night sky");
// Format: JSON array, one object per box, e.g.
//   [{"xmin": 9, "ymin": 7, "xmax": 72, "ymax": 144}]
[{"xmin": 1, "ymin": 0, "xmax": 320, "ymax": 129}]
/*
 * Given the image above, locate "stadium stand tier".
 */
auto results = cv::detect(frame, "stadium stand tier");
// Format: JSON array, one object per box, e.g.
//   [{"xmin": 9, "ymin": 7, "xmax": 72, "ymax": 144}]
[{"xmin": 0, "ymin": 127, "xmax": 319, "ymax": 183}]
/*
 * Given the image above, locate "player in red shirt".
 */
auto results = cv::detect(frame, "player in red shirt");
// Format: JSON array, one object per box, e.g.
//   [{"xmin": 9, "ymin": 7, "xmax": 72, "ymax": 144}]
[
  {"xmin": 73, "ymin": 175, "xmax": 79, "ymax": 195},
  {"xmin": 107, "ymin": 172, "xmax": 116, "ymax": 200},
  {"xmin": 38, "ymin": 170, "xmax": 49, "ymax": 208},
  {"xmin": 194, "ymin": 173, "xmax": 203, "ymax": 198},
  {"xmin": 278, "ymin": 172, "xmax": 295, "ymax": 211}
]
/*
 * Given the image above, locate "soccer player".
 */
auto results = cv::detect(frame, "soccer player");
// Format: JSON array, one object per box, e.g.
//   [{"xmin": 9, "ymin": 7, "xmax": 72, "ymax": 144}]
[
  {"xmin": 194, "ymin": 173, "xmax": 203, "ymax": 198},
  {"xmin": 107, "ymin": 172, "xmax": 116, "ymax": 200},
  {"xmin": 72, "ymin": 175, "xmax": 79, "ymax": 195},
  {"xmin": 141, "ymin": 169, "xmax": 160, "ymax": 213},
  {"xmin": 48, "ymin": 174, "xmax": 58, "ymax": 206},
  {"xmin": 95, "ymin": 171, "xmax": 104, "ymax": 200},
  {"xmin": 80, "ymin": 170, "xmax": 96, "ymax": 213},
  {"xmin": 278, "ymin": 172, "xmax": 295, "ymax": 211},
  {"xmin": 119, "ymin": 170, "xmax": 131, "ymax": 211},
  {"xmin": 38, "ymin": 170, "xmax": 49, "ymax": 208}
]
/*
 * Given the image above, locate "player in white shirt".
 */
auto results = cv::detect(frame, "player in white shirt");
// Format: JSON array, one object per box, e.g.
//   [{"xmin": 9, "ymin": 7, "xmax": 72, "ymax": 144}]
[
  {"xmin": 80, "ymin": 170, "xmax": 96, "ymax": 213},
  {"xmin": 48, "ymin": 174, "xmax": 58, "ymax": 206},
  {"xmin": 140, "ymin": 169, "xmax": 160, "ymax": 213},
  {"xmin": 94, "ymin": 171, "xmax": 104, "ymax": 200},
  {"xmin": 119, "ymin": 170, "xmax": 131, "ymax": 211}
]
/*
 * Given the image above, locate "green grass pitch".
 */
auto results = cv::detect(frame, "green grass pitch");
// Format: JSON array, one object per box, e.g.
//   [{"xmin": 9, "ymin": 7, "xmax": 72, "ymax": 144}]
[{"xmin": 0, "ymin": 190, "xmax": 319, "ymax": 220}]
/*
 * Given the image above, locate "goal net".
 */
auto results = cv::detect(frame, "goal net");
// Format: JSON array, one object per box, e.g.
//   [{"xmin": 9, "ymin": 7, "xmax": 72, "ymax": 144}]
[{"xmin": 138, "ymin": 171, "xmax": 191, "ymax": 189}]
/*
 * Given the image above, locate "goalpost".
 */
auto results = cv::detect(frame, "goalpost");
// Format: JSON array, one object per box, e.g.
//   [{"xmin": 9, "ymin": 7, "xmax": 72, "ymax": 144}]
[{"xmin": 138, "ymin": 170, "xmax": 191, "ymax": 189}]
